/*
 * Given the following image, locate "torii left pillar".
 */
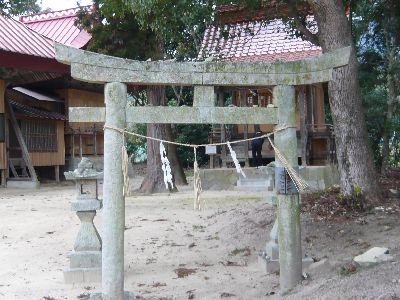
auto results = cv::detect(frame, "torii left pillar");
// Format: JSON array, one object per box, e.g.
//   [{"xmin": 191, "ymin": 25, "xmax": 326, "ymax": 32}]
[{"xmin": 92, "ymin": 82, "xmax": 134, "ymax": 300}]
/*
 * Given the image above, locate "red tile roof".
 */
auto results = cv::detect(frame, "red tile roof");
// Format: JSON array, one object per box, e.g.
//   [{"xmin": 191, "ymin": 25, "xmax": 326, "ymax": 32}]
[
  {"xmin": 0, "ymin": 15, "xmax": 55, "ymax": 58},
  {"xmin": 199, "ymin": 18, "xmax": 321, "ymax": 62},
  {"xmin": 20, "ymin": 7, "xmax": 91, "ymax": 49}
]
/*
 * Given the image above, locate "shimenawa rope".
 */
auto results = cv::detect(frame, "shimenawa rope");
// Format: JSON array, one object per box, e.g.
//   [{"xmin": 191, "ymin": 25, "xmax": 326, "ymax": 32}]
[{"xmin": 105, "ymin": 125, "xmax": 310, "ymax": 210}]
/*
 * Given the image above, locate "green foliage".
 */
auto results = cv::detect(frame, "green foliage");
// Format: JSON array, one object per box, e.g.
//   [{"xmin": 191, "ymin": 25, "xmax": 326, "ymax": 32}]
[
  {"xmin": 0, "ymin": 0, "xmax": 40, "ymax": 16},
  {"xmin": 353, "ymin": 0, "xmax": 400, "ymax": 168},
  {"xmin": 123, "ymin": 0, "xmax": 214, "ymax": 60},
  {"xmin": 125, "ymin": 124, "xmax": 147, "ymax": 162},
  {"xmin": 175, "ymin": 124, "xmax": 211, "ymax": 167},
  {"xmin": 76, "ymin": 1, "xmax": 159, "ymax": 60}
]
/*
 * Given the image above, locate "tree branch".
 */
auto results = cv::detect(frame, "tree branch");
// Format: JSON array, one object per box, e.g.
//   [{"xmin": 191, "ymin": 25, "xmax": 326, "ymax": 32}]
[{"xmin": 287, "ymin": 2, "xmax": 320, "ymax": 46}]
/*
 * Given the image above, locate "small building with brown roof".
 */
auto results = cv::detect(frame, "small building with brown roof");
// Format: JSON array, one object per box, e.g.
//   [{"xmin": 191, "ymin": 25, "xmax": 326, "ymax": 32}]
[{"xmin": 0, "ymin": 7, "xmax": 104, "ymax": 187}]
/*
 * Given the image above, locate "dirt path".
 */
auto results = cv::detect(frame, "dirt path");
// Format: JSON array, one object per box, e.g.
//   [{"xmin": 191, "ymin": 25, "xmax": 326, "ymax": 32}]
[{"xmin": 0, "ymin": 179, "xmax": 399, "ymax": 300}]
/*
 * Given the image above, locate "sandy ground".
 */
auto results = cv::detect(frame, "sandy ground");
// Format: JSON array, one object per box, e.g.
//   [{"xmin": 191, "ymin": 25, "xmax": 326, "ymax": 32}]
[{"xmin": 0, "ymin": 177, "xmax": 399, "ymax": 300}]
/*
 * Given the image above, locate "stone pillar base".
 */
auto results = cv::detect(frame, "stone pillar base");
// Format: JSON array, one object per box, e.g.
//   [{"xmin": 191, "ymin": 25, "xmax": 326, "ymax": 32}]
[
  {"xmin": 64, "ymin": 267, "xmax": 101, "ymax": 283},
  {"xmin": 64, "ymin": 250, "xmax": 102, "ymax": 283},
  {"xmin": 69, "ymin": 251, "xmax": 101, "ymax": 268},
  {"xmin": 259, "ymin": 252, "xmax": 314, "ymax": 274},
  {"xmin": 258, "ymin": 253, "xmax": 280, "ymax": 273},
  {"xmin": 89, "ymin": 291, "xmax": 135, "ymax": 300}
]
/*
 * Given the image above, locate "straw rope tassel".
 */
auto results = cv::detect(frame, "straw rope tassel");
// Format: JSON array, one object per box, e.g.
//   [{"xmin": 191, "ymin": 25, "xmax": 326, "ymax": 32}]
[
  {"xmin": 267, "ymin": 136, "xmax": 309, "ymax": 192},
  {"xmin": 121, "ymin": 133, "xmax": 130, "ymax": 196},
  {"xmin": 193, "ymin": 147, "xmax": 203, "ymax": 210}
]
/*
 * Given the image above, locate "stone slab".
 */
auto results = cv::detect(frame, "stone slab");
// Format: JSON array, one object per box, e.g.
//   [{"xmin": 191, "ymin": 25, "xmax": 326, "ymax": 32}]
[
  {"xmin": 199, "ymin": 168, "xmax": 238, "ymax": 191},
  {"xmin": 71, "ymin": 199, "xmax": 102, "ymax": 211},
  {"xmin": 198, "ymin": 166, "xmax": 339, "ymax": 192},
  {"xmin": 6, "ymin": 180, "xmax": 40, "ymax": 189},
  {"xmin": 67, "ymin": 156, "xmax": 104, "ymax": 173},
  {"xmin": 64, "ymin": 267, "xmax": 101, "ymax": 283},
  {"xmin": 354, "ymin": 247, "xmax": 394, "ymax": 267},
  {"xmin": 69, "ymin": 251, "xmax": 101, "ymax": 269}
]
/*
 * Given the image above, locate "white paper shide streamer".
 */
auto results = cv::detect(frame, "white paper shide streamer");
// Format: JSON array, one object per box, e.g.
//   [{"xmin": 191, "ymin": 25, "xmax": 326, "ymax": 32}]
[
  {"xmin": 227, "ymin": 142, "xmax": 246, "ymax": 178},
  {"xmin": 160, "ymin": 142, "xmax": 174, "ymax": 189}
]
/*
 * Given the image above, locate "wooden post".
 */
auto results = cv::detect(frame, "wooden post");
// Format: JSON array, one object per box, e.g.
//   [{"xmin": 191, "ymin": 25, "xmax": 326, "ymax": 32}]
[
  {"xmin": 6, "ymin": 100, "xmax": 38, "ymax": 183},
  {"xmin": 102, "ymin": 82, "xmax": 127, "ymax": 299},
  {"xmin": 55, "ymin": 165, "xmax": 60, "ymax": 182},
  {"xmin": 0, "ymin": 170, "xmax": 5, "ymax": 187},
  {"xmin": 273, "ymin": 85, "xmax": 302, "ymax": 293},
  {"xmin": 209, "ymin": 155, "xmax": 214, "ymax": 169},
  {"xmin": 218, "ymin": 90, "xmax": 227, "ymax": 168},
  {"xmin": 240, "ymin": 91, "xmax": 250, "ymax": 167},
  {"xmin": 71, "ymin": 133, "xmax": 75, "ymax": 158},
  {"xmin": 221, "ymin": 124, "xmax": 227, "ymax": 167},
  {"xmin": 79, "ymin": 130, "xmax": 83, "ymax": 158},
  {"xmin": 5, "ymin": 114, "xmax": 9, "ymax": 180},
  {"xmin": 93, "ymin": 125, "xmax": 97, "ymax": 156}
]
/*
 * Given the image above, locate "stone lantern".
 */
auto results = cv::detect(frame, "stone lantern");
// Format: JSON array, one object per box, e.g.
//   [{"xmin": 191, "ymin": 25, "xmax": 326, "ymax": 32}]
[{"xmin": 63, "ymin": 158, "xmax": 103, "ymax": 283}]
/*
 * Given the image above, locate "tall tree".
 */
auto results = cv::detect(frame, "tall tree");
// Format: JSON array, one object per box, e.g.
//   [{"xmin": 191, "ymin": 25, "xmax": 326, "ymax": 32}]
[
  {"xmin": 225, "ymin": 0, "xmax": 381, "ymax": 204},
  {"xmin": 0, "ymin": 0, "xmax": 40, "ymax": 16},
  {"xmin": 354, "ymin": 0, "xmax": 400, "ymax": 174},
  {"xmin": 307, "ymin": 0, "xmax": 380, "ymax": 203}
]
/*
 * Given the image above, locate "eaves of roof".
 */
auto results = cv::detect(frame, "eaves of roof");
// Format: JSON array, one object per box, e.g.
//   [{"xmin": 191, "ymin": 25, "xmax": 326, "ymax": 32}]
[
  {"xmin": 21, "ymin": 7, "xmax": 92, "ymax": 49},
  {"xmin": 0, "ymin": 15, "xmax": 55, "ymax": 58},
  {"xmin": 9, "ymin": 99, "xmax": 66, "ymax": 121},
  {"xmin": 198, "ymin": 17, "xmax": 321, "ymax": 63}
]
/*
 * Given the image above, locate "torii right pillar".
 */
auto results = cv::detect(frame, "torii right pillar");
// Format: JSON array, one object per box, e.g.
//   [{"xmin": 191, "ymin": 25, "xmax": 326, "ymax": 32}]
[{"xmin": 274, "ymin": 85, "xmax": 302, "ymax": 293}]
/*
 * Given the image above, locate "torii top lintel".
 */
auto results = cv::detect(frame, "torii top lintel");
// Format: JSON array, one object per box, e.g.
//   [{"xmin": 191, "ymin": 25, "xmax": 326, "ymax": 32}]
[{"xmin": 55, "ymin": 43, "xmax": 351, "ymax": 86}]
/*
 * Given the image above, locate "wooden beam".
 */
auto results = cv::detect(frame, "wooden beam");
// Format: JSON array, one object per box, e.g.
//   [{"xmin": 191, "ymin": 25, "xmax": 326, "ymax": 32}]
[
  {"xmin": 69, "ymin": 106, "xmax": 278, "ymax": 125},
  {"xmin": 55, "ymin": 43, "xmax": 351, "ymax": 86},
  {"xmin": 6, "ymin": 99, "xmax": 38, "ymax": 182}
]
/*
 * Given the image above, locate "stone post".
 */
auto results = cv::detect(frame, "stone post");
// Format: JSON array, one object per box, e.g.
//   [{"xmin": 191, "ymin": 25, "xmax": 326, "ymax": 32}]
[
  {"xmin": 101, "ymin": 82, "xmax": 132, "ymax": 300},
  {"xmin": 273, "ymin": 85, "xmax": 302, "ymax": 293}
]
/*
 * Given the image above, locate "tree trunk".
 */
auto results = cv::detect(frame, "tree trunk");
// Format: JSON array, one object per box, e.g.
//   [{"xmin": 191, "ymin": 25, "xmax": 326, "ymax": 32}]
[
  {"xmin": 165, "ymin": 124, "xmax": 187, "ymax": 185},
  {"xmin": 139, "ymin": 86, "xmax": 175, "ymax": 193},
  {"xmin": 308, "ymin": 0, "xmax": 381, "ymax": 204}
]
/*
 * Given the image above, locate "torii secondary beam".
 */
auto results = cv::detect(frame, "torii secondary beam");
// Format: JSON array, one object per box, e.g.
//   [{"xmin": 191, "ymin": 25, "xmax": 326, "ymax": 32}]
[{"xmin": 68, "ymin": 106, "xmax": 278, "ymax": 125}]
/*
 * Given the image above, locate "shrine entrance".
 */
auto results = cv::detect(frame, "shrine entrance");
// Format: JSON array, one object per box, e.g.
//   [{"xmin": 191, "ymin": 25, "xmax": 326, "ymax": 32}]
[{"xmin": 55, "ymin": 43, "xmax": 350, "ymax": 299}]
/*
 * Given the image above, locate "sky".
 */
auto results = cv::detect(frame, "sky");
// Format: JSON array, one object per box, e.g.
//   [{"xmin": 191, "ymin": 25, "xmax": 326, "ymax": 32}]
[{"xmin": 40, "ymin": 0, "xmax": 93, "ymax": 11}]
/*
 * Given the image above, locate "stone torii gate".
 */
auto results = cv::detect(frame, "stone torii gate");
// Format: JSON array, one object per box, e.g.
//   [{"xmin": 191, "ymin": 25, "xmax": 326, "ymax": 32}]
[{"xmin": 55, "ymin": 43, "xmax": 350, "ymax": 299}]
